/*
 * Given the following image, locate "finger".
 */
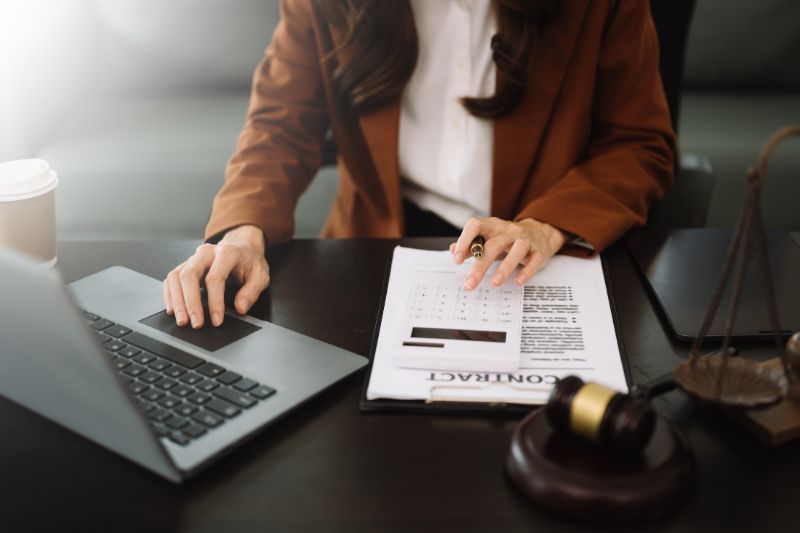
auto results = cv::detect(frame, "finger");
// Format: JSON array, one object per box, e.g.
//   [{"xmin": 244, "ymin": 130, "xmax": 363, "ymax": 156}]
[
  {"xmin": 515, "ymin": 250, "xmax": 548, "ymax": 285},
  {"xmin": 449, "ymin": 242, "xmax": 456, "ymax": 256},
  {"xmin": 463, "ymin": 234, "xmax": 514, "ymax": 290},
  {"xmin": 234, "ymin": 262, "xmax": 270, "ymax": 315},
  {"xmin": 204, "ymin": 244, "xmax": 242, "ymax": 327},
  {"xmin": 453, "ymin": 217, "xmax": 483, "ymax": 264},
  {"xmin": 490, "ymin": 238, "xmax": 530, "ymax": 287},
  {"xmin": 167, "ymin": 269, "xmax": 189, "ymax": 327},
  {"xmin": 163, "ymin": 280, "xmax": 173, "ymax": 315},
  {"xmin": 179, "ymin": 245, "xmax": 216, "ymax": 328}
]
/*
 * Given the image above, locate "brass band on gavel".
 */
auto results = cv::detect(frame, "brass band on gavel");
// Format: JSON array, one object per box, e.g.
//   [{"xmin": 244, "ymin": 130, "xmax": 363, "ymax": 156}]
[{"xmin": 546, "ymin": 376, "xmax": 657, "ymax": 454}]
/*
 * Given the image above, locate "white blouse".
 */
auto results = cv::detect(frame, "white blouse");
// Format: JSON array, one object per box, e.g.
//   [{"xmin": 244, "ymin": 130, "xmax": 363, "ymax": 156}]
[{"xmin": 399, "ymin": 0, "xmax": 496, "ymax": 228}]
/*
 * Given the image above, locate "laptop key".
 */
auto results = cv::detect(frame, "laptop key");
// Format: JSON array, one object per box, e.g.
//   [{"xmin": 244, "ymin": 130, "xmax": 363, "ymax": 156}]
[
  {"xmin": 214, "ymin": 387, "xmax": 257, "ymax": 409},
  {"xmin": 216, "ymin": 371, "xmax": 242, "ymax": 386},
  {"xmin": 148, "ymin": 359, "xmax": 172, "ymax": 371},
  {"xmin": 175, "ymin": 404, "xmax": 198, "ymax": 417},
  {"xmin": 82, "ymin": 311, "xmax": 100, "ymax": 322},
  {"xmin": 166, "ymin": 366, "xmax": 188, "ymax": 379},
  {"xmin": 182, "ymin": 423, "xmax": 207, "ymax": 439},
  {"xmin": 116, "ymin": 359, "xmax": 132, "ymax": 370},
  {"xmin": 204, "ymin": 399, "xmax": 241, "ymax": 418},
  {"xmin": 129, "ymin": 381, "xmax": 149, "ymax": 395},
  {"xmin": 103, "ymin": 339, "xmax": 127, "ymax": 352},
  {"xmin": 122, "ymin": 331, "xmax": 205, "ymax": 369},
  {"xmin": 122, "ymin": 364, "xmax": 147, "ymax": 377},
  {"xmin": 158, "ymin": 395, "xmax": 182, "ymax": 409},
  {"xmin": 89, "ymin": 319, "xmax": 114, "ymax": 331},
  {"xmin": 146, "ymin": 408, "xmax": 172, "ymax": 423},
  {"xmin": 137, "ymin": 400, "xmax": 156, "ymax": 414},
  {"xmin": 250, "ymin": 385, "xmax": 276, "ymax": 400},
  {"xmin": 187, "ymin": 392, "xmax": 212, "ymax": 405},
  {"xmin": 141, "ymin": 389, "xmax": 165, "ymax": 402},
  {"xmin": 233, "ymin": 378, "xmax": 258, "ymax": 392},
  {"xmin": 154, "ymin": 378, "xmax": 179, "ymax": 391},
  {"xmin": 96, "ymin": 333, "xmax": 114, "ymax": 345},
  {"xmin": 191, "ymin": 411, "xmax": 225, "ymax": 428},
  {"xmin": 150, "ymin": 423, "xmax": 168, "ymax": 437},
  {"xmin": 165, "ymin": 416, "xmax": 189, "ymax": 430},
  {"xmin": 117, "ymin": 346, "xmax": 141, "ymax": 358},
  {"xmin": 133, "ymin": 352, "xmax": 157, "ymax": 365},
  {"xmin": 172, "ymin": 384, "xmax": 193, "ymax": 398},
  {"xmin": 139, "ymin": 371, "xmax": 162, "ymax": 384},
  {"xmin": 197, "ymin": 379, "xmax": 219, "ymax": 392},
  {"xmin": 104, "ymin": 325, "xmax": 132, "ymax": 338},
  {"xmin": 197, "ymin": 362, "xmax": 225, "ymax": 378},
  {"xmin": 167, "ymin": 432, "xmax": 190, "ymax": 446},
  {"xmin": 179, "ymin": 372, "xmax": 202, "ymax": 384}
]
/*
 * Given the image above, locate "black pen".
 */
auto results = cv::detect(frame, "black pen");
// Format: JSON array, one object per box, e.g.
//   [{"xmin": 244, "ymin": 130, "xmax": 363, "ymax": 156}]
[{"xmin": 470, "ymin": 236, "xmax": 485, "ymax": 260}]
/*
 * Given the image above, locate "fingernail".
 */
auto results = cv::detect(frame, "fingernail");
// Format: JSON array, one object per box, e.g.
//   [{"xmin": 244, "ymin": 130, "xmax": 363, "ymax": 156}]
[
  {"xmin": 455, "ymin": 251, "xmax": 464, "ymax": 263},
  {"xmin": 492, "ymin": 272, "xmax": 504, "ymax": 286},
  {"xmin": 175, "ymin": 311, "xmax": 186, "ymax": 326},
  {"xmin": 239, "ymin": 299, "xmax": 249, "ymax": 313},
  {"xmin": 464, "ymin": 276, "xmax": 476, "ymax": 290},
  {"xmin": 190, "ymin": 313, "xmax": 199, "ymax": 328},
  {"xmin": 211, "ymin": 312, "xmax": 221, "ymax": 327},
  {"xmin": 516, "ymin": 276, "xmax": 525, "ymax": 284}
]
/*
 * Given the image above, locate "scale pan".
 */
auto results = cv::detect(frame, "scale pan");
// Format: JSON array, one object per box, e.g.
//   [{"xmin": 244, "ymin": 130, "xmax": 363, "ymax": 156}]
[{"xmin": 674, "ymin": 353, "xmax": 788, "ymax": 408}]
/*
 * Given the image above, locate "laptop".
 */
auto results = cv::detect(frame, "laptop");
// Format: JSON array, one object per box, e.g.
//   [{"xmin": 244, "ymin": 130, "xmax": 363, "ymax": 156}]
[
  {"xmin": 0, "ymin": 247, "xmax": 367, "ymax": 483},
  {"xmin": 627, "ymin": 227, "xmax": 800, "ymax": 341}
]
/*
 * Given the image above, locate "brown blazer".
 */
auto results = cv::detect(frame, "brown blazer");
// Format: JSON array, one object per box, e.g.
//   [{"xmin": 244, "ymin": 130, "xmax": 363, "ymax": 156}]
[{"xmin": 205, "ymin": 0, "xmax": 675, "ymax": 252}]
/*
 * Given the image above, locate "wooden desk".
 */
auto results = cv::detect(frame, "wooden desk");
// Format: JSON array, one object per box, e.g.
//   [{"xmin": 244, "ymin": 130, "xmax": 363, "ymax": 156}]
[{"xmin": 0, "ymin": 238, "xmax": 797, "ymax": 532}]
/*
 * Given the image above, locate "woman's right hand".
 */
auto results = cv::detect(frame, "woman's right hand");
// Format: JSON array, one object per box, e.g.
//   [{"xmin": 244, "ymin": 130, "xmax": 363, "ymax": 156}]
[{"xmin": 163, "ymin": 224, "xmax": 270, "ymax": 329}]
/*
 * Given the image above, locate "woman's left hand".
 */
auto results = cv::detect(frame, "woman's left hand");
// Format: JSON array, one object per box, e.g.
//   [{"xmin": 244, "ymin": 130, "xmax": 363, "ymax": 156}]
[{"xmin": 451, "ymin": 217, "xmax": 567, "ymax": 290}]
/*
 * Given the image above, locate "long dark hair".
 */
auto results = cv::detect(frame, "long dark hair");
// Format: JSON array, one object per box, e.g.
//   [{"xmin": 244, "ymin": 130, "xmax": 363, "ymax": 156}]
[{"xmin": 314, "ymin": 0, "xmax": 559, "ymax": 119}]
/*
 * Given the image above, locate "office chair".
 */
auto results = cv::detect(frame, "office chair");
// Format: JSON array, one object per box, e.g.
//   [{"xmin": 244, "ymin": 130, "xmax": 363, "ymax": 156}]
[{"xmin": 648, "ymin": 0, "xmax": 716, "ymax": 229}]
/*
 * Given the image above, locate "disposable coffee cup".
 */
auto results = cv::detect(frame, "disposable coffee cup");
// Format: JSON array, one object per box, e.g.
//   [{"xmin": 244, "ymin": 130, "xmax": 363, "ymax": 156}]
[{"xmin": 0, "ymin": 159, "xmax": 59, "ymax": 267}]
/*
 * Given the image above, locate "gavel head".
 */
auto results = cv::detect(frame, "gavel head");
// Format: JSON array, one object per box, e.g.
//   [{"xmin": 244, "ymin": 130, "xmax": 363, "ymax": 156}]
[{"xmin": 546, "ymin": 376, "xmax": 656, "ymax": 454}]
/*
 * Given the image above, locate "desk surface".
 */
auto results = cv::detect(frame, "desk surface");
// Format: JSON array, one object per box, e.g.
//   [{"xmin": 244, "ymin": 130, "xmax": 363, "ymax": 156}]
[{"xmin": 1, "ymin": 238, "xmax": 798, "ymax": 532}]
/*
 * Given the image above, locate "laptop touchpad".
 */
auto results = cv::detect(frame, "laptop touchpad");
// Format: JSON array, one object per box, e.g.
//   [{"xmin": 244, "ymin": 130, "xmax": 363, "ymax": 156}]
[{"xmin": 139, "ymin": 309, "xmax": 261, "ymax": 352}]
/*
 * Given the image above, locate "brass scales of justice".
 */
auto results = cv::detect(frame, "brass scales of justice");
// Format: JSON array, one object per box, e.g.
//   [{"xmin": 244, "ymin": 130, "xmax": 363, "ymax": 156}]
[{"xmin": 506, "ymin": 126, "xmax": 800, "ymax": 522}]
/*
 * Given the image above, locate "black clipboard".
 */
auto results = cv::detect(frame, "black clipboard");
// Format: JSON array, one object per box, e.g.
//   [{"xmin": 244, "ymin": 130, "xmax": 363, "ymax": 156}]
[{"xmin": 359, "ymin": 248, "xmax": 633, "ymax": 416}]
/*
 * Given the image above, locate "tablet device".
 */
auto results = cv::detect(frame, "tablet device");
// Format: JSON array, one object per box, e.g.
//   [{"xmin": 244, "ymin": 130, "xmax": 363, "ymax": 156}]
[{"xmin": 627, "ymin": 228, "xmax": 800, "ymax": 341}]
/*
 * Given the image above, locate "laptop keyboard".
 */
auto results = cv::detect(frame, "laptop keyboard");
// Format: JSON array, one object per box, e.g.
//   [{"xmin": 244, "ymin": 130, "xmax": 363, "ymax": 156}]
[{"xmin": 81, "ymin": 309, "xmax": 276, "ymax": 447}]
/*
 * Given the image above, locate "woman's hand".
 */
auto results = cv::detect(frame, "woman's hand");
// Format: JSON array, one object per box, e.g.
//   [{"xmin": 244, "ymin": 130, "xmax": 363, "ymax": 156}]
[
  {"xmin": 451, "ymin": 217, "xmax": 567, "ymax": 290},
  {"xmin": 163, "ymin": 225, "xmax": 270, "ymax": 328}
]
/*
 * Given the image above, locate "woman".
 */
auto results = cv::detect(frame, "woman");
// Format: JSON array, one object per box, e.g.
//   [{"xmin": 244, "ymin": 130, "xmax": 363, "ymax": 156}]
[{"xmin": 164, "ymin": 0, "xmax": 674, "ymax": 329}]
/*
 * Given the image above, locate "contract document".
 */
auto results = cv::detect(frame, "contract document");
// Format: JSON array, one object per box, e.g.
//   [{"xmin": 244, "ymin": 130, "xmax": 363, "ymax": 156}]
[{"xmin": 366, "ymin": 247, "xmax": 628, "ymax": 405}]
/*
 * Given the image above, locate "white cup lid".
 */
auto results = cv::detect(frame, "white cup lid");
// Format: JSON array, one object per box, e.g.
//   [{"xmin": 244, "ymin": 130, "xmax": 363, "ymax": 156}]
[{"xmin": 0, "ymin": 159, "xmax": 59, "ymax": 202}]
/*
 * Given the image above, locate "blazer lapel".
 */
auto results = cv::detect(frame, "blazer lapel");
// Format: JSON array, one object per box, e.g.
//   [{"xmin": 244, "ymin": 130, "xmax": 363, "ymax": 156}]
[
  {"xmin": 314, "ymin": 13, "xmax": 400, "ymax": 227},
  {"xmin": 492, "ymin": 1, "xmax": 589, "ymax": 218},
  {"xmin": 358, "ymin": 101, "xmax": 403, "ymax": 226}
]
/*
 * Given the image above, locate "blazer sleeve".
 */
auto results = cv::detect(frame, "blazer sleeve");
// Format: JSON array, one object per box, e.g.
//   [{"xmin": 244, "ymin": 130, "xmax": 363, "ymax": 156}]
[
  {"xmin": 514, "ymin": 0, "xmax": 675, "ymax": 252},
  {"xmin": 204, "ymin": 0, "xmax": 329, "ymax": 245}
]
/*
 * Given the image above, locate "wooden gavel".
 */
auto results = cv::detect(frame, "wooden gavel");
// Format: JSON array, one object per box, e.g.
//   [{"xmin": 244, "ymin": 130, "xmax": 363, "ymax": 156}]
[
  {"xmin": 547, "ymin": 348, "xmax": 744, "ymax": 454},
  {"xmin": 546, "ymin": 376, "xmax": 660, "ymax": 454}
]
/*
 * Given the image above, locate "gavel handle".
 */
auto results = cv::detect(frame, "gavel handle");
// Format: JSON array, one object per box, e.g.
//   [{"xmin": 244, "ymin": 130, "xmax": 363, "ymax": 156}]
[
  {"xmin": 629, "ymin": 372, "xmax": 675, "ymax": 400},
  {"xmin": 636, "ymin": 372, "xmax": 677, "ymax": 399}
]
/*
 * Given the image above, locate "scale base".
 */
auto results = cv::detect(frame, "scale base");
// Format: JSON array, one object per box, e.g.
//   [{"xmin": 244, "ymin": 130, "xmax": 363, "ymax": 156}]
[{"xmin": 727, "ymin": 358, "xmax": 800, "ymax": 446}]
